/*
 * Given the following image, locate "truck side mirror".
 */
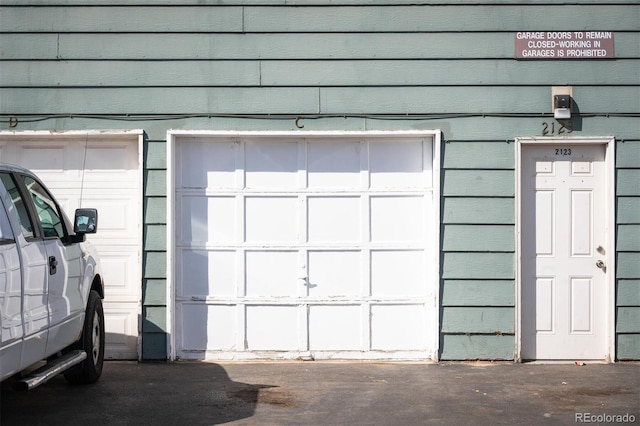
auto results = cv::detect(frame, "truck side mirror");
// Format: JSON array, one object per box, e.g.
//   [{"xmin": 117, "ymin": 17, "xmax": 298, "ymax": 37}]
[{"xmin": 74, "ymin": 208, "xmax": 98, "ymax": 234}]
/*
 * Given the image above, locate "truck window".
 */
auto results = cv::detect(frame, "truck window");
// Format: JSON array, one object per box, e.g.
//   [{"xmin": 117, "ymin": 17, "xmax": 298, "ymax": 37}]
[
  {"xmin": 22, "ymin": 176, "xmax": 65, "ymax": 239},
  {"xmin": 0, "ymin": 197, "xmax": 15, "ymax": 242},
  {"xmin": 0, "ymin": 173, "xmax": 34, "ymax": 239}
]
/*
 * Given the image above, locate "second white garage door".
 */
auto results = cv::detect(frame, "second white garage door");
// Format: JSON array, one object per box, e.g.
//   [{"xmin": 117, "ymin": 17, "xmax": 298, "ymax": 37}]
[{"xmin": 169, "ymin": 131, "xmax": 440, "ymax": 360}]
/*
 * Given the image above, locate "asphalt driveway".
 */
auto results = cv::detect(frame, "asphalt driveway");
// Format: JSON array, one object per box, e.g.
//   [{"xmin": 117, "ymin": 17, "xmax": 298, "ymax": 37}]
[{"xmin": 1, "ymin": 361, "xmax": 638, "ymax": 425}]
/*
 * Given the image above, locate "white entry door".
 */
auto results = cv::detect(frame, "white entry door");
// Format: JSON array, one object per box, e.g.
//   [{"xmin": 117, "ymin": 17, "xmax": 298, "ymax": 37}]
[
  {"xmin": 0, "ymin": 132, "xmax": 142, "ymax": 360},
  {"xmin": 170, "ymin": 132, "xmax": 439, "ymax": 360},
  {"xmin": 521, "ymin": 143, "xmax": 609, "ymax": 360}
]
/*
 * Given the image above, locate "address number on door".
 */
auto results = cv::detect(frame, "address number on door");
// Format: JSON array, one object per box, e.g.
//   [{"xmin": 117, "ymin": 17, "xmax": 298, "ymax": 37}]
[{"xmin": 555, "ymin": 148, "xmax": 572, "ymax": 156}]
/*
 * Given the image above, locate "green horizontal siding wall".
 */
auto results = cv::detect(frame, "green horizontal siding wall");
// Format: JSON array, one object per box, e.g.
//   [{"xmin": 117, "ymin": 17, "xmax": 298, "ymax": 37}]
[
  {"xmin": 5, "ymin": 87, "xmax": 640, "ymax": 116},
  {"xmin": 3, "ymin": 5, "xmax": 639, "ymax": 32},
  {"xmin": 616, "ymin": 142, "xmax": 640, "ymax": 360},
  {"xmin": 1, "ymin": 2, "xmax": 638, "ymax": 360},
  {"xmin": 142, "ymin": 140, "xmax": 168, "ymax": 359},
  {"xmin": 2, "ymin": 5, "xmax": 638, "ymax": 139},
  {"xmin": 440, "ymin": 141, "xmax": 516, "ymax": 360},
  {"xmin": 6, "ymin": 61, "xmax": 640, "ymax": 86},
  {"xmin": 4, "ymin": 33, "xmax": 640, "ymax": 60}
]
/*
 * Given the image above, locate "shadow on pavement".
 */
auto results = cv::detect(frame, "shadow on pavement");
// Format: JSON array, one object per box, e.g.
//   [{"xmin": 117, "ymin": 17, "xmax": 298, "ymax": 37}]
[{"xmin": 0, "ymin": 361, "xmax": 272, "ymax": 426}]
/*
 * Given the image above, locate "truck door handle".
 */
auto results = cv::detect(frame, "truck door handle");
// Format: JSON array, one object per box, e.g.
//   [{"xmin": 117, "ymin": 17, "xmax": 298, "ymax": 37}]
[{"xmin": 48, "ymin": 256, "xmax": 57, "ymax": 275}]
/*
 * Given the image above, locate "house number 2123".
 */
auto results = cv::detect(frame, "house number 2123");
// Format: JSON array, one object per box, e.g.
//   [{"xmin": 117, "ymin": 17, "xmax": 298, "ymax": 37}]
[{"xmin": 542, "ymin": 121, "xmax": 573, "ymax": 136}]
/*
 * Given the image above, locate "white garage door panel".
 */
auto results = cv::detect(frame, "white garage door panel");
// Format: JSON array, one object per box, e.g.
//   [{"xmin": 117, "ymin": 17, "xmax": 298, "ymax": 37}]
[
  {"xmin": 103, "ymin": 303, "xmax": 138, "ymax": 359},
  {"xmin": 4, "ymin": 143, "xmax": 68, "ymax": 172},
  {"xmin": 307, "ymin": 141, "xmax": 360, "ymax": 188},
  {"xmin": 246, "ymin": 305, "xmax": 299, "ymax": 351},
  {"xmin": 245, "ymin": 140, "xmax": 299, "ymax": 189},
  {"xmin": 180, "ymin": 196, "xmax": 237, "ymax": 243},
  {"xmin": 97, "ymin": 248, "xmax": 139, "ymax": 301},
  {"xmin": 309, "ymin": 305, "xmax": 362, "ymax": 351},
  {"xmin": 179, "ymin": 304, "xmax": 238, "ymax": 351},
  {"xmin": 178, "ymin": 137, "xmax": 237, "ymax": 189},
  {"xmin": 371, "ymin": 304, "xmax": 429, "ymax": 351},
  {"xmin": 308, "ymin": 197, "xmax": 361, "ymax": 242},
  {"xmin": 3, "ymin": 139, "xmax": 138, "ymax": 177},
  {"xmin": 369, "ymin": 139, "xmax": 428, "ymax": 187},
  {"xmin": 371, "ymin": 196, "xmax": 426, "ymax": 242},
  {"xmin": 172, "ymin": 133, "xmax": 438, "ymax": 360},
  {"xmin": 85, "ymin": 197, "xmax": 137, "ymax": 232},
  {"xmin": 246, "ymin": 251, "xmax": 298, "ymax": 297},
  {"xmin": 84, "ymin": 142, "xmax": 139, "ymax": 171},
  {"xmin": 245, "ymin": 197, "xmax": 298, "ymax": 242},
  {"xmin": 0, "ymin": 133, "xmax": 142, "ymax": 360},
  {"xmin": 180, "ymin": 250, "xmax": 237, "ymax": 297},
  {"xmin": 371, "ymin": 250, "xmax": 426, "ymax": 297},
  {"xmin": 308, "ymin": 251, "xmax": 361, "ymax": 297}
]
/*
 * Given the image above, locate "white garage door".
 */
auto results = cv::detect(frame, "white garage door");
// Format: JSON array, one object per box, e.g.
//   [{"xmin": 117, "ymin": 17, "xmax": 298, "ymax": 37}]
[
  {"xmin": 169, "ymin": 131, "xmax": 440, "ymax": 360},
  {"xmin": 0, "ymin": 131, "xmax": 142, "ymax": 360}
]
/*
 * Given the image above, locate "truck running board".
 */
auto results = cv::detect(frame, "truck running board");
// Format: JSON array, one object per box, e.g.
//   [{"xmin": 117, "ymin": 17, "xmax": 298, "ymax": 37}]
[{"xmin": 14, "ymin": 350, "xmax": 87, "ymax": 391}]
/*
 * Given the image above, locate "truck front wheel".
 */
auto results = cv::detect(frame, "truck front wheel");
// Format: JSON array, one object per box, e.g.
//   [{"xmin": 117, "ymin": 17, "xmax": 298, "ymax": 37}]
[{"xmin": 64, "ymin": 290, "xmax": 105, "ymax": 384}]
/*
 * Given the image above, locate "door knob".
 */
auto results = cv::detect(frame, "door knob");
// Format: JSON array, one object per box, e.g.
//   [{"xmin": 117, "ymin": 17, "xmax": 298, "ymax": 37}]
[{"xmin": 596, "ymin": 260, "xmax": 605, "ymax": 269}]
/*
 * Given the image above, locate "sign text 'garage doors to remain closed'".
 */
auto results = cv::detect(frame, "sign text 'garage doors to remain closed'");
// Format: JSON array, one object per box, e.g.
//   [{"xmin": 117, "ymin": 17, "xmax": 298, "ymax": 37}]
[{"xmin": 515, "ymin": 32, "xmax": 614, "ymax": 59}]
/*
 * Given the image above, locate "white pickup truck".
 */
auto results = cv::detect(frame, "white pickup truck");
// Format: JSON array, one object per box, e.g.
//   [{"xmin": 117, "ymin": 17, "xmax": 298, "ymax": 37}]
[{"xmin": 0, "ymin": 163, "xmax": 105, "ymax": 389}]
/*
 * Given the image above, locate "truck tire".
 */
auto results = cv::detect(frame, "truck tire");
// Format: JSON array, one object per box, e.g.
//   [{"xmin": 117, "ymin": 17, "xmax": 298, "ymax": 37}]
[{"xmin": 64, "ymin": 290, "xmax": 105, "ymax": 385}]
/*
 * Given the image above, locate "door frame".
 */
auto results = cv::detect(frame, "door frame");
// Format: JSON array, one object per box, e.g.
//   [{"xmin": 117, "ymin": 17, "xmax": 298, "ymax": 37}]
[
  {"xmin": 166, "ymin": 130, "xmax": 441, "ymax": 361},
  {"xmin": 515, "ymin": 136, "xmax": 616, "ymax": 362}
]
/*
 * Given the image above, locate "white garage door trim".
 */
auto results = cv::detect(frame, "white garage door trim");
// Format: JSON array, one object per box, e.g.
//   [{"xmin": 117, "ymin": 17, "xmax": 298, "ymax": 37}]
[
  {"xmin": 0, "ymin": 129, "xmax": 144, "ymax": 360},
  {"xmin": 167, "ymin": 130, "xmax": 441, "ymax": 361}
]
